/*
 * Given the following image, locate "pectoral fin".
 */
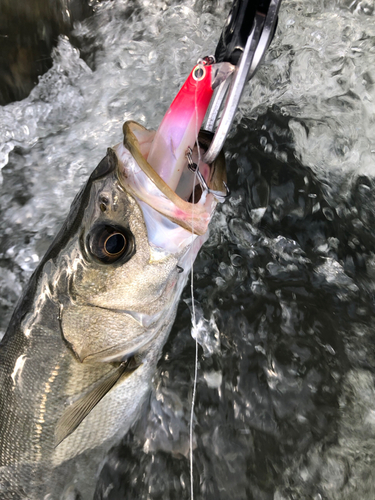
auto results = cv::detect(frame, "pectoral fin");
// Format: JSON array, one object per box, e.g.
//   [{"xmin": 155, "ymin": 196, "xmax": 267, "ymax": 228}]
[{"xmin": 55, "ymin": 358, "xmax": 140, "ymax": 447}]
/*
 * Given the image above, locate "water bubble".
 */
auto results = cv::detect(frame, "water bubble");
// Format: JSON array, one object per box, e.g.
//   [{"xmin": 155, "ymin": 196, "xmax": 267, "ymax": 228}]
[{"xmin": 322, "ymin": 207, "xmax": 334, "ymax": 220}]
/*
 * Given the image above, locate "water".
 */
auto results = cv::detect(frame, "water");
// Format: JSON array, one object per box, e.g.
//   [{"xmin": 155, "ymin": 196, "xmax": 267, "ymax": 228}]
[
  {"xmin": 0, "ymin": 0, "xmax": 93, "ymax": 105},
  {"xmin": 1, "ymin": 0, "xmax": 375, "ymax": 498}
]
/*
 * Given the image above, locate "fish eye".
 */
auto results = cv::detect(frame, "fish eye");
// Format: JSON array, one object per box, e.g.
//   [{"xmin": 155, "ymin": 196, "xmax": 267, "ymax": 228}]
[
  {"xmin": 193, "ymin": 65, "xmax": 206, "ymax": 81},
  {"xmin": 86, "ymin": 224, "xmax": 134, "ymax": 264},
  {"xmin": 103, "ymin": 232, "xmax": 126, "ymax": 256}
]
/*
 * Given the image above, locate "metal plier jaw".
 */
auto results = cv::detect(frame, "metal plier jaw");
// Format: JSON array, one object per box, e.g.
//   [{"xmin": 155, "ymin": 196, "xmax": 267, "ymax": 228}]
[{"xmin": 203, "ymin": 0, "xmax": 282, "ymax": 164}]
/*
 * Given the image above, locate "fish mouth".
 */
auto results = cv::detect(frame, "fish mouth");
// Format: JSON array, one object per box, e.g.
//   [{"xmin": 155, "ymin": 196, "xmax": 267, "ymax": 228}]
[{"xmin": 114, "ymin": 120, "xmax": 227, "ymax": 237}]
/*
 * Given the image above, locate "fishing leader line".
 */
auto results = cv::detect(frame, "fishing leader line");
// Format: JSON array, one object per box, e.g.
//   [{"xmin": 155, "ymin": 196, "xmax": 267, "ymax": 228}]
[{"xmin": 188, "ymin": 63, "xmax": 204, "ymax": 500}]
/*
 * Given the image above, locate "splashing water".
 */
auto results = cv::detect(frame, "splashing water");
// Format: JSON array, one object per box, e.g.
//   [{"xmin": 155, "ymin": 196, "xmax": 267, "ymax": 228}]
[{"xmin": 1, "ymin": 0, "xmax": 375, "ymax": 498}]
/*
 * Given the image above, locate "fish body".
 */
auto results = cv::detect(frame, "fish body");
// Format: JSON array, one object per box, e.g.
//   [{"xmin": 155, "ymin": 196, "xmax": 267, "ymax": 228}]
[{"xmin": 0, "ymin": 120, "xmax": 227, "ymax": 499}]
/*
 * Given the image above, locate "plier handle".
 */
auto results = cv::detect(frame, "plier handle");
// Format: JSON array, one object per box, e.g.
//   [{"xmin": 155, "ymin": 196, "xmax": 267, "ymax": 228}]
[{"xmin": 203, "ymin": 0, "xmax": 282, "ymax": 164}]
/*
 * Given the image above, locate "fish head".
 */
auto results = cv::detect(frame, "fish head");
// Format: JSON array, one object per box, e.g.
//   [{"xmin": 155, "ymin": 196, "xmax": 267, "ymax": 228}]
[
  {"xmin": 61, "ymin": 148, "xmax": 180, "ymax": 363},
  {"xmin": 60, "ymin": 121, "xmax": 226, "ymax": 365}
]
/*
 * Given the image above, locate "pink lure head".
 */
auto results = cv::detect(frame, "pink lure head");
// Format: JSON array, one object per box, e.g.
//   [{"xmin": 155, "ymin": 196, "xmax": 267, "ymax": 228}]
[
  {"xmin": 166, "ymin": 62, "xmax": 214, "ymax": 139},
  {"xmin": 147, "ymin": 61, "xmax": 232, "ymax": 195}
]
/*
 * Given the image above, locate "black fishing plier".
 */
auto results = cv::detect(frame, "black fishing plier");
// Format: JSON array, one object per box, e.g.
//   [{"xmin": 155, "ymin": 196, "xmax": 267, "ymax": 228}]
[{"xmin": 203, "ymin": 0, "xmax": 282, "ymax": 164}]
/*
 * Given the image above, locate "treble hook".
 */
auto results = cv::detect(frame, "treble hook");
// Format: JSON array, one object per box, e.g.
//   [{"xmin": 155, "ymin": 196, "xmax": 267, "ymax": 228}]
[{"xmin": 185, "ymin": 147, "xmax": 230, "ymax": 202}]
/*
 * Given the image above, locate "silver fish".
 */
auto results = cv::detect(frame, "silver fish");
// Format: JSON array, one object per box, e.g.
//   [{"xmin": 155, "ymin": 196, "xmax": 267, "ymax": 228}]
[{"xmin": 0, "ymin": 121, "xmax": 226, "ymax": 499}]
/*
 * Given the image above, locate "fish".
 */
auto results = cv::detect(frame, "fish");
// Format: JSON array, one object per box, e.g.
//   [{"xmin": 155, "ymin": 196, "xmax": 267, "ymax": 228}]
[{"xmin": 0, "ymin": 60, "xmax": 230, "ymax": 499}]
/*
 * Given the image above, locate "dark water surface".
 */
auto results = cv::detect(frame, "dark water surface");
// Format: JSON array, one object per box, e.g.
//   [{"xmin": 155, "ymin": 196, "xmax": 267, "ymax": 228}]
[
  {"xmin": 1, "ymin": 0, "xmax": 375, "ymax": 499},
  {"xmin": 0, "ymin": 0, "xmax": 93, "ymax": 105}
]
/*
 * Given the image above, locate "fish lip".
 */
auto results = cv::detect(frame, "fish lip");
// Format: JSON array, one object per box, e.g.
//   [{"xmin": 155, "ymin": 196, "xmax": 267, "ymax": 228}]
[{"xmin": 115, "ymin": 121, "xmax": 227, "ymax": 236}]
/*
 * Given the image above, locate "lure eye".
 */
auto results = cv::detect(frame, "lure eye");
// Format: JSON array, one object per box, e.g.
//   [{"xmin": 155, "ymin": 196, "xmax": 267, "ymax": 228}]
[
  {"xmin": 192, "ymin": 65, "xmax": 206, "ymax": 81},
  {"xmin": 86, "ymin": 224, "xmax": 134, "ymax": 264}
]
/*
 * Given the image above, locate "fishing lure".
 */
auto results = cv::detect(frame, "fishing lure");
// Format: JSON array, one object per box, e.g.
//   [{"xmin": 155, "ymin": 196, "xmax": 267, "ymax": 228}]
[{"xmin": 147, "ymin": 57, "xmax": 233, "ymax": 200}]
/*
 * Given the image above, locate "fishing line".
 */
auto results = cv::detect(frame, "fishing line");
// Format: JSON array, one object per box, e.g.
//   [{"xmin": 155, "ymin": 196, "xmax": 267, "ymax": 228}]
[
  {"xmin": 189, "ymin": 305, "xmax": 198, "ymax": 500},
  {"xmin": 188, "ymin": 62, "xmax": 203, "ymax": 500}
]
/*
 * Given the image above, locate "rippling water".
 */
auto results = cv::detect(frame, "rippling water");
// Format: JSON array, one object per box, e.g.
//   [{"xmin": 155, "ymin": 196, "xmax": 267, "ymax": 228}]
[{"xmin": 1, "ymin": 0, "xmax": 375, "ymax": 498}]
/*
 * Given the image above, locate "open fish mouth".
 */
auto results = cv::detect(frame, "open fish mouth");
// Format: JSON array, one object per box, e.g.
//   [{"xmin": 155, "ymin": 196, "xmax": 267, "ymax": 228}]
[
  {"xmin": 59, "ymin": 120, "xmax": 227, "ymax": 370},
  {"xmin": 114, "ymin": 120, "xmax": 227, "ymax": 240}
]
